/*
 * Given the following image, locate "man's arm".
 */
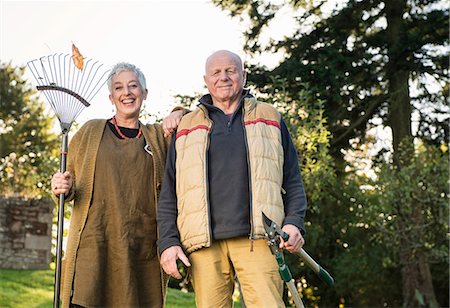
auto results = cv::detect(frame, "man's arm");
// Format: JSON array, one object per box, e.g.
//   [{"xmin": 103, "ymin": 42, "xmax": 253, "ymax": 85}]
[
  {"xmin": 279, "ymin": 118, "xmax": 308, "ymax": 252},
  {"xmin": 156, "ymin": 132, "xmax": 191, "ymax": 277},
  {"xmin": 157, "ymin": 133, "xmax": 182, "ymax": 252},
  {"xmin": 280, "ymin": 117, "xmax": 308, "ymax": 233}
]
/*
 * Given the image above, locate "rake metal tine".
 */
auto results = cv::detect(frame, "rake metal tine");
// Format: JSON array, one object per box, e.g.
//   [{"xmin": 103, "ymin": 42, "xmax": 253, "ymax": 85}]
[{"xmin": 27, "ymin": 52, "xmax": 110, "ymax": 308}]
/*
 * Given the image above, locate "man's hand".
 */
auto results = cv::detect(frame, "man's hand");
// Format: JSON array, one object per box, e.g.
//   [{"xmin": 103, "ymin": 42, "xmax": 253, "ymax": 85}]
[
  {"xmin": 51, "ymin": 171, "xmax": 72, "ymax": 197},
  {"xmin": 160, "ymin": 245, "xmax": 191, "ymax": 279},
  {"xmin": 162, "ymin": 110, "xmax": 184, "ymax": 137},
  {"xmin": 279, "ymin": 224, "xmax": 305, "ymax": 253}
]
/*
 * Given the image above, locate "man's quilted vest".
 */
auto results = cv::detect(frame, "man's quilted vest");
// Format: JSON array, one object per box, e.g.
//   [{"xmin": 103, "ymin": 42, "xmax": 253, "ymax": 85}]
[{"xmin": 175, "ymin": 97, "xmax": 285, "ymax": 253}]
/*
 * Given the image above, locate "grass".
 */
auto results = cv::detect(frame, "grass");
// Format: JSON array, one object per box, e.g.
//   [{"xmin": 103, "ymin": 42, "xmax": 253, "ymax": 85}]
[
  {"xmin": 0, "ymin": 268, "xmax": 197, "ymax": 308},
  {"xmin": 0, "ymin": 268, "xmax": 244, "ymax": 308},
  {"xmin": 0, "ymin": 269, "xmax": 54, "ymax": 308}
]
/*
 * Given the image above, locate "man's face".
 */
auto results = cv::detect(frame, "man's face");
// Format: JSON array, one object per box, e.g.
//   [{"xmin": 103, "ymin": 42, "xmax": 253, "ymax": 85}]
[{"xmin": 204, "ymin": 52, "xmax": 245, "ymax": 105}]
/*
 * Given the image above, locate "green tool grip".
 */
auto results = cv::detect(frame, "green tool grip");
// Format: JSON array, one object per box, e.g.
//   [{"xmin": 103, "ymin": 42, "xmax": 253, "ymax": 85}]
[
  {"xmin": 276, "ymin": 253, "xmax": 292, "ymax": 283},
  {"xmin": 318, "ymin": 267, "xmax": 334, "ymax": 287},
  {"xmin": 281, "ymin": 231, "xmax": 289, "ymax": 242},
  {"xmin": 279, "ymin": 263, "xmax": 293, "ymax": 283},
  {"xmin": 295, "ymin": 248, "xmax": 335, "ymax": 287}
]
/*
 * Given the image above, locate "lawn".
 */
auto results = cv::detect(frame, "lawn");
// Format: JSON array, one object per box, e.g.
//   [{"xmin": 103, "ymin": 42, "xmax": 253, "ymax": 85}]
[{"xmin": 0, "ymin": 268, "xmax": 197, "ymax": 308}]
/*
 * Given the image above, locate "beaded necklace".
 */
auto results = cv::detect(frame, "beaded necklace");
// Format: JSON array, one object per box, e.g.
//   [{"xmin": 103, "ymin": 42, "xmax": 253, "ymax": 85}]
[{"xmin": 111, "ymin": 116, "xmax": 142, "ymax": 140}]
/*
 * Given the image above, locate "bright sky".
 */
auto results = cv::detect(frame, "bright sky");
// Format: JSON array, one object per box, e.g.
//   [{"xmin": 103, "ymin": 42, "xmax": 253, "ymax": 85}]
[{"xmin": 1, "ymin": 0, "xmax": 250, "ymax": 124}]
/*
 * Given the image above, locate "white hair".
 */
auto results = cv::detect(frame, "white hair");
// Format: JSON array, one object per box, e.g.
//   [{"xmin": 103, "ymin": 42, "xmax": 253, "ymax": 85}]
[{"xmin": 106, "ymin": 62, "xmax": 147, "ymax": 93}]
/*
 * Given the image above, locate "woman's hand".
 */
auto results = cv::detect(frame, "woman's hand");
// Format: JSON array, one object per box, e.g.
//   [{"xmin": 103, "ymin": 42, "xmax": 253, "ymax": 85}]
[
  {"xmin": 162, "ymin": 109, "xmax": 184, "ymax": 137},
  {"xmin": 51, "ymin": 171, "xmax": 73, "ymax": 197}
]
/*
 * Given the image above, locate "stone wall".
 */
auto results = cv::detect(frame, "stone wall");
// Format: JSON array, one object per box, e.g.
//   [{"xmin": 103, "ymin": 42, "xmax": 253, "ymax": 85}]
[{"xmin": 0, "ymin": 196, "xmax": 54, "ymax": 269}]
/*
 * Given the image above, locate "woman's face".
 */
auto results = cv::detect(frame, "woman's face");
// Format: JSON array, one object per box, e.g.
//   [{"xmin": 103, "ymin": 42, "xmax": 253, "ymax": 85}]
[{"xmin": 109, "ymin": 70, "xmax": 147, "ymax": 119}]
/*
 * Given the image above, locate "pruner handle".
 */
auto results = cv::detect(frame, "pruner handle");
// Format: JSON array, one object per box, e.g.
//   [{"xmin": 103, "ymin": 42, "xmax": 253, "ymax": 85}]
[
  {"xmin": 280, "ymin": 230, "xmax": 289, "ymax": 242},
  {"xmin": 295, "ymin": 248, "xmax": 335, "ymax": 287}
]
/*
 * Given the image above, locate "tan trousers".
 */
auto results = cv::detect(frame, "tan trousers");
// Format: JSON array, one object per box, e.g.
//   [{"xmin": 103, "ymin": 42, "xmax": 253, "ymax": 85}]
[{"xmin": 189, "ymin": 237, "xmax": 285, "ymax": 308}]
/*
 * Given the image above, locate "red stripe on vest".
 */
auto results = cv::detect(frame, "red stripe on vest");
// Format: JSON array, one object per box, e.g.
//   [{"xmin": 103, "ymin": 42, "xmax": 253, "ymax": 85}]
[
  {"xmin": 244, "ymin": 118, "xmax": 280, "ymax": 129},
  {"xmin": 176, "ymin": 125, "xmax": 210, "ymax": 139}
]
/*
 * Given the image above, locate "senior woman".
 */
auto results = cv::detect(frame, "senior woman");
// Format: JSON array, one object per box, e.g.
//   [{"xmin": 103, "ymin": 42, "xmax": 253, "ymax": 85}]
[{"xmin": 51, "ymin": 62, "xmax": 182, "ymax": 308}]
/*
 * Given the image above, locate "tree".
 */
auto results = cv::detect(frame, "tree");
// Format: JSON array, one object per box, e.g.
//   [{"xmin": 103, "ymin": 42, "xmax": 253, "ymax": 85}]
[
  {"xmin": 214, "ymin": 0, "xmax": 448, "ymax": 157},
  {"xmin": 213, "ymin": 0, "xmax": 448, "ymax": 306},
  {"xmin": 0, "ymin": 62, "xmax": 59, "ymax": 197},
  {"xmin": 350, "ymin": 141, "xmax": 449, "ymax": 307}
]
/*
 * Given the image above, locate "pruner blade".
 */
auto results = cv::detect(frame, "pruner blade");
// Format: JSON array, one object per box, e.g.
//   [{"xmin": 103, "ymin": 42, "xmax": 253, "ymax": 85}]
[
  {"xmin": 261, "ymin": 211, "xmax": 335, "ymax": 287},
  {"xmin": 262, "ymin": 211, "xmax": 288, "ymax": 242}
]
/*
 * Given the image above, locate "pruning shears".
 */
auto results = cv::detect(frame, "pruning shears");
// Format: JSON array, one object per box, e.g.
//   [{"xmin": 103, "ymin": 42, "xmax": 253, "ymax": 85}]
[{"xmin": 262, "ymin": 212, "xmax": 334, "ymax": 308}]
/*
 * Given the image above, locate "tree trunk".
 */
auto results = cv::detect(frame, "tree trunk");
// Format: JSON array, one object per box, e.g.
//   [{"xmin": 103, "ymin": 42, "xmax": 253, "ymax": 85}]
[
  {"xmin": 385, "ymin": 0, "xmax": 438, "ymax": 306},
  {"xmin": 386, "ymin": 0, "xmax": 412, "ymax": 164},
  {"xmin": 399, "ymin": 250, "xmax": 438, "ymax": 307},
  {"xmin": 398, "ymin": 207, "xmax": 439, "ymax": 307}
]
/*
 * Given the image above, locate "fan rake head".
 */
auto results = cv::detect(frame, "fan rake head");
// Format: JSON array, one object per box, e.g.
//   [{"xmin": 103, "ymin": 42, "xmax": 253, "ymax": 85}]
[{"xmin": 27, "ymin": 53, "xmax": 110, "ymax": 132}]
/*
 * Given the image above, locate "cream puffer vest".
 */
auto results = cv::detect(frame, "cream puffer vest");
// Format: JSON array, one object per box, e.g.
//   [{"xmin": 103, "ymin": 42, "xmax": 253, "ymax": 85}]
[{"xmin": 175, "ymin": 97, "xmax": 285, "ymax": 253}]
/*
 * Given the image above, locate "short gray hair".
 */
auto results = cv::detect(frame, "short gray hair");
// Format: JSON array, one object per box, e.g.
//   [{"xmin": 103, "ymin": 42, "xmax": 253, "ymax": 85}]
[{"xmin": 107, "ymin": 62, "xmax": 147, "ymax": 93}]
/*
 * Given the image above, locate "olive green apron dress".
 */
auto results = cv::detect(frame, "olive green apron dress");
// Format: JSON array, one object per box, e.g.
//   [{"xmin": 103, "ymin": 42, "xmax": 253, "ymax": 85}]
[{"xmin": 71, "ymin": 126, "xmax": 163, "ymax": 307}]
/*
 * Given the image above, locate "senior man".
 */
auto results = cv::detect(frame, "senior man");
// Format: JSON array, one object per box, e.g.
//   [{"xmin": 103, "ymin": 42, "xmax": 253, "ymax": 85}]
[{"xmin": 157, "ymin": 50, "xmax": 308, "ymax": 307}]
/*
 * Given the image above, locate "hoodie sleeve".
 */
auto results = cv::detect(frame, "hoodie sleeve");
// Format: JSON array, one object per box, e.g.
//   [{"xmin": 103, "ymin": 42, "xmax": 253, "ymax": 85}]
[
  {"xmin": 156, "ymin": 132, "xmax": 182, "ymax": 254},
  {"xmin": 280, "ymin": 118, "xmax": 308, "ymax": 235}
]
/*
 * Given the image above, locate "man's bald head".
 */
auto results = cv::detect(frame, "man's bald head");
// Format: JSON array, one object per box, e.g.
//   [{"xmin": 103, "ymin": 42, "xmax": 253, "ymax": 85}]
[{"xmin": 205, "ymin": 50, "xmax": 244, "ymax": 74}]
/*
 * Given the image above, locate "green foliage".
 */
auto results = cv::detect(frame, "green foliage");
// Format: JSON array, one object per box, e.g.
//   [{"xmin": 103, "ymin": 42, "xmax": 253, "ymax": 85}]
[
  {"xmin": 326, "ymin": 176, "xmax": 404, "ymax": 306},
  {"xmin": 0, "ymin": 62, "xmax": 59, "ymax": 197},
  {"xmin": 306, "ymin": 139, "xmax": 449, "ymax": 306},
  {"xmin": 342, "ymin": 141, "xmax": 449, "ymax": 306},
  {"xmin": 368, "ymin": 142, "xmax": 449, "ymax": 259}
]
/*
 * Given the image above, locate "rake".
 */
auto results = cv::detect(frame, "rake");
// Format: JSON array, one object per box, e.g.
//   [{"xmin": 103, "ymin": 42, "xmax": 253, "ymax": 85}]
[{"xmin": 27, "ymin": 51, "xmax": 109, "ymax": 308}]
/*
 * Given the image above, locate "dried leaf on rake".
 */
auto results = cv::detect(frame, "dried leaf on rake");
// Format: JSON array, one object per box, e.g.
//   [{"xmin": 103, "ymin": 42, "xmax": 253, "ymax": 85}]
[{"xmin": 72, "ymin": 43, "xmax": 84, "ymax": 70}]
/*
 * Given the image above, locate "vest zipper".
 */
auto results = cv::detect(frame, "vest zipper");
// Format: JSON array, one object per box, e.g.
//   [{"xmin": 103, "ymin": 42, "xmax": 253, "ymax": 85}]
[
  {"xmin": 204, "ymin": 110, "xmax": 214, "ymax": 247},
  {"xmin": 241, "ymin": 103, "xmax": 255, "ymax": 243}
]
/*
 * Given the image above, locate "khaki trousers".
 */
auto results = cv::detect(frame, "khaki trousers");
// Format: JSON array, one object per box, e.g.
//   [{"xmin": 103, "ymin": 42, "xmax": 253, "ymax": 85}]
[{"xmin": 189, "ymin": 237, "xmax": 285, "ymax": 308}]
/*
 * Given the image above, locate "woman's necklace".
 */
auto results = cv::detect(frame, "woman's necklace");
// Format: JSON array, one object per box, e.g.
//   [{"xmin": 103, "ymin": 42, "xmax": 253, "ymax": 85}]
[{"xmin": 111, "ymin": 116, "xmax": 142, "ymax": 140}]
